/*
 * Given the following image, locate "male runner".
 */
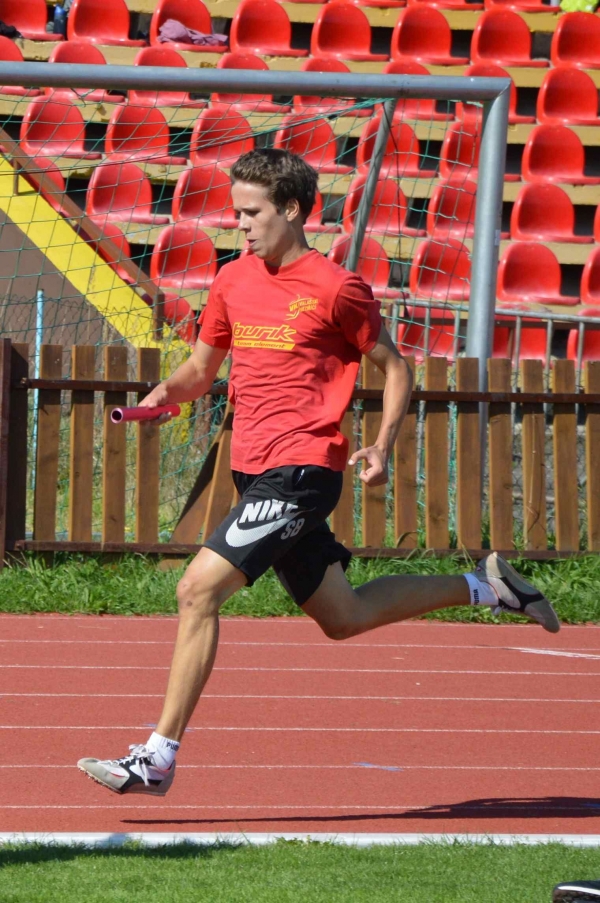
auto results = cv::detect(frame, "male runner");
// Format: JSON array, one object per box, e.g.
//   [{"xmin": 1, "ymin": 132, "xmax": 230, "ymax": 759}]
[{"xmin": 78, "ymin": 149, "xmax": 560, "ymax": 797}]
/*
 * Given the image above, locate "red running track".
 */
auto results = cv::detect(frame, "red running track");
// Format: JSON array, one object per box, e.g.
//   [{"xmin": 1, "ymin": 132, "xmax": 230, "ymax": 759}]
[{"xmin": 1, "ymin": 614, "xmax": 600, "ymax": 836}]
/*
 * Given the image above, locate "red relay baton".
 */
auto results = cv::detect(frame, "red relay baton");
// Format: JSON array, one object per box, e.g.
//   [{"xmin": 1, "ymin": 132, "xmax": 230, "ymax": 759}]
[{"xmin": 110, "ymin": 404, "xmax": 181, "ymax": 424}]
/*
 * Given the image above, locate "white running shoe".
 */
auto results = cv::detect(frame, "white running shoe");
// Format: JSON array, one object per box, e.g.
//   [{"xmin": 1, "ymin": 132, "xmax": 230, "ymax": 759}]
[
  {"xmin": 78, "ymin": 744, "xmax": 175, "ymax": 796},
  {"xmin": 473, "ymin": 552, "xmax": 560, "ymax": 634}
]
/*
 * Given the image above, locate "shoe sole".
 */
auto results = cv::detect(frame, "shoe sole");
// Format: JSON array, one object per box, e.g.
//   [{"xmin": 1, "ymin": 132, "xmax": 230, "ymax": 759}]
[
  {"xmin": 77, "ymin": 763, "xmax": 171, "ymax": 797},
  {"xmin": 484, "ymin": 552, "xmax": 560, "ymax": 634}
]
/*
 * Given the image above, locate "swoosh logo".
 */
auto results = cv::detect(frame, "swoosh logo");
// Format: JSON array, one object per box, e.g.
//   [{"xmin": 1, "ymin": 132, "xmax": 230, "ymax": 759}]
[{"xmin": 225, "ymin": 516, "xmax": 294, "ymax": 548}]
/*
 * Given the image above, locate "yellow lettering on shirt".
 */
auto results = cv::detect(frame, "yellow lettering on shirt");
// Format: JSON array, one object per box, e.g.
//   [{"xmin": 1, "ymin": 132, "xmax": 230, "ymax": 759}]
[
  {"xmin": 286, "ymin": 297, "xmax": 320, "ymax": 320},
  {"xmin": 232, "ymin": 321, "xmax": 297, "ymax": 351}
]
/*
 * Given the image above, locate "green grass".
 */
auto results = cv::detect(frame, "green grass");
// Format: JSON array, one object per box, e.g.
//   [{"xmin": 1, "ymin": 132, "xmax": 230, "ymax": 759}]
[
  {"xmin": 0, "ymin": 552, "xmax": 599, "ymax": 623},
  {"xmin": 0, "ymin": 840, "xmax": 599, "ymax": 903}
]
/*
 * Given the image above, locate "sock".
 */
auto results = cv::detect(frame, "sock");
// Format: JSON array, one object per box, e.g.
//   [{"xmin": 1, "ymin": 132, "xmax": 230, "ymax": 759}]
[
  {"xmin": 464, "ymin": 572, "xmax": 499, "ymax": 607},
  {"xmin": 146, "ymin": 731, "xmax": 180, "ymax": 770}
]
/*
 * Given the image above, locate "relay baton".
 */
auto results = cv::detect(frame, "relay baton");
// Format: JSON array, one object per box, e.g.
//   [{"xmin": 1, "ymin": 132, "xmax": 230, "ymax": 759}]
[{"xmin": 110, "ymin": 404, "xmax": 181, "ymax": 424}]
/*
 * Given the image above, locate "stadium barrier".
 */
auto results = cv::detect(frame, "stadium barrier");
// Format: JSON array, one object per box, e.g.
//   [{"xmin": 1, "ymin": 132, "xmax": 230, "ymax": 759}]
[{"xmin": 2, "ymin": 338, "xmax": 600, "ymax": 566}]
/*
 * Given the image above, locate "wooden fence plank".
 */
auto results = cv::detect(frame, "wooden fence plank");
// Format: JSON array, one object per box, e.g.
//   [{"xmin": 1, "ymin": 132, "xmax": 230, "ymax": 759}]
[
  {"xmin": 171, "ymin": 432, "xmax": 222, "ymax": 544},
  {"xmin": 6, "ymin": 343, "xmax": 29, "ymax": 548},
  {"xmin": 330, "ymin": 408, "xmax": 356, "ymax": 547},
  {"xmin": 136, "ymin": 348, "xmax": 161, "ymax": 544},
  {"xmin": 425, "ymin": 356, "xmax": 448, "ymax": 549},
  {"xmin": 69, "ymin": 345, "xmax": 95, "ymax": 542},
  {"xmin": 585, "ymin": 361, "xmax": 600, "ymax": 551},
  {"xmin": 456, "ymin": 358, "xmax": 481, "ymax": 551},
  {"xmin": 33, "ymin": 345, "xmax": 63, "ymax": 541},
  {"xmin": 521, "ymin": 359, "xmax": 547, "ymax": 551},
  {"xmin": 0, "ymin": 339, "xmax": 11, "ymax": 568},
  {"xmin": 552, "ymin": 359, "xmax": 579, "ymax": 552},
  {"xmin": 394, "ymin": 356, "xmax": 417, "ymax": 549},
  {"xmin": 488, "ymin": 358, "xmax": 513, "ymax": 551},
  {"xmin": 103, "ymin": 346, "xmax": 128, "ymax": 543},
  {"xmin": 361, "ymin": 358, "xmax": 387, "ymax": 547},
  {"xmin": 203, "ymin": 402, "xmax": 234, "ymax": 539}
]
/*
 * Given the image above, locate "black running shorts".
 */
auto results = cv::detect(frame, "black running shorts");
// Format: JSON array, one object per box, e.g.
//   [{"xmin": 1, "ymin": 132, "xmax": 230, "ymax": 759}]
[{"xmin": 203, "ymin": 465, "xmax": 352, "ymax": 606}]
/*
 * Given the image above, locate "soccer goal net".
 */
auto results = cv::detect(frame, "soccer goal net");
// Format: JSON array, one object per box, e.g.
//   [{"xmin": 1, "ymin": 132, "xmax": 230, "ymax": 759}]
[{"xmin": 0, "ymin": 62, "xmax": 509, "ymax": 542}]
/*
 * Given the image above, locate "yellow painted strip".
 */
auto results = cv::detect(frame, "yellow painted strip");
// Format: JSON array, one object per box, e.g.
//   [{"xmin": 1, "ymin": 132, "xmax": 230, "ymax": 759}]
[{"xmin": 0, "ymin": 158, "xmax": 188, "ymax": 357}]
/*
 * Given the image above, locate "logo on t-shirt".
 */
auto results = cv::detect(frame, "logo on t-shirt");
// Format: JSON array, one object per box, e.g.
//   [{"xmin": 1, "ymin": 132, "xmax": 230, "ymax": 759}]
[
  {"xmin": 286, "ymin": 296, "xmax": 319, "ymax": 320},
  {"xmin": 232, "ymin": 321, "xmax": 296, "ymax": 351}
]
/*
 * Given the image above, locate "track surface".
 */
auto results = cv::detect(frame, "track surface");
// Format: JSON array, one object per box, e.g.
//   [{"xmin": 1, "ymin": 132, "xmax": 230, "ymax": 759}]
[{"xmin": 1, "ymin": 615, "xmax": 599, "ymax": 836}]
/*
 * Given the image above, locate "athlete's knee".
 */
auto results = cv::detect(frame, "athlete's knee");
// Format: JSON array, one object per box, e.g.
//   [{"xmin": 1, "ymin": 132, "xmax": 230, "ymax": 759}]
[
  {"xmin": 316, "ymin": 616, "xmax": 358, "ymax": 642},
  {"xmin": 175, "ymin": 574, "xmax": 220, "ymax": 616},
  {"xmin": 176, "ymin": 550, "xmax": 245, "ymax": 616}
]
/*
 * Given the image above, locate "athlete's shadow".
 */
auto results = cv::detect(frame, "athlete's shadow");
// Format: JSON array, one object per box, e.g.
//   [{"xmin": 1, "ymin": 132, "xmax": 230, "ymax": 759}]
[{"xmin": 123, "ymin": 796, "xmax": 600, "ymax": 827}]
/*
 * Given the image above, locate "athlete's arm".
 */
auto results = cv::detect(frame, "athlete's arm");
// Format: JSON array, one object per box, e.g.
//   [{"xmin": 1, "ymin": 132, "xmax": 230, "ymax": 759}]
[
  {"xmin": 139, "ymin": 339, "xmax": 229, "ymax": 417},
  {"xmin": 349, "ymin": 324, "xmax": 413, "ymax": 487}
]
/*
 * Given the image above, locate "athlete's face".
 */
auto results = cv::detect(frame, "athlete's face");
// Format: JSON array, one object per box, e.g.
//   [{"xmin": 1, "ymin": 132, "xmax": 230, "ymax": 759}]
[{"xmin": 231, "ymin": 181, "xmax": 301, "ymax": 264}]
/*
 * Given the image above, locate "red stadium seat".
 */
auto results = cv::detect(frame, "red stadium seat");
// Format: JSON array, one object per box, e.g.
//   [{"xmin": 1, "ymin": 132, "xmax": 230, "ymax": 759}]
[
  {"xmin": 551, "ymin": 12, "xmax": 600, "ymax": 69},
  {"xmin": 46, "ymin": 43, "xmax": 125, "ymax": 105},
  {"xmin": 305, "ymin": 191, "xmax": 342, "ymax": 233},
  {"xmin": 470, "ymin": 9, "xmax": 549, "ymax": 67},
  {"xmin": 497, "ymin": 242, "xmax": 576, "ymax": 306},
  {"xmin": 397, "ymin": 306, "xmax": 459, "ymax": 362},
  {"xmin": 0, "ymin": 0, "xmax": 60, "ymax": 41},
  {"xmin": 408, "ymin": 0, "xmax": 482, "ymax": 11},
  {"xmin": 150, "ymin": 222, "xmax": 218, "ymax": 292},
  {"xmin": 537, "ymin": 66, "xmax": 600, "ymax": 126},
  {"xmin": 439, "ymin": 125, "xmax": 483, "ymax": 181},
  {"xmin": 149, "ymin": 0, "xmax": 226, "ymax": 53},
  {"xmin": 86, "ymin": 162, "xmax": 170, "ymax": 226},
  {"xmin": 294, "ymin": 57, "xmax": 370, "ymax": 116},
  {"xmin": 484, "ymin": 0, "xmax": 548, "ymax": 12},
  {"xmin": 426, "ymin": 178, "xmax": 478, "ymax": 240},
  {"xmin": 162, "ymin": 295, "xmax": 199, "ymax": 346},
  {"xmin": 494, "ymin": 301, "xmax": 551, "ymax": 364},
  {"xmin": 342, "ymin": 173, "xmax": 425, "ymax": 236},
  {"xmin": 383, "ymin": 60, "xmax": 453, "ymax": 121},
  {"xmin": 567, "ymin": 308, "xmax": 600, "ymax": 364},
  {"xmin": 230, "ymin": 0, "xmax": 308, "ymax": 57},
  {"xmin": 20, "ymin": 97, "xmax": 102, "ymax": 160},
  {"xmin": 311, "ymin": 2, "xmax": 389, "ymax": 62},
  {"xmin": 511, "ymin": 183, "xmax": 593, "ymax": 244},
  {"xmin": 356, "ymin": 114, "xmax": 437, "ymax": 178},
  {"xmin": 328, "ymin": 234, "xmax": 398, "ymax": 298},
  {"xmin": 130, "ymin": 47, "xmax": 206, "ymax": 108},
  {"xmin": 22, "ymin": 157, "xmax": 68, "ymax": 217},
  {"xmin": 105, "ymin": 105, "xmax": 187, "ymax": 166},
  {"xmin": 274, "ymin": 115, "xmax": 351, "ymax": 174},
  {"xmin": 581, "ymin": 247, "xmax": 600, "ymax": 307},
  {"xmin": 521, "ymin": 124, "xmax": 600, "ymax": 185},
  {"xmin": 172, "ymin": 165, "xmax": 238, "ymax": 228},
  {"xmin": 391, "ymin": 7, "xmax": 469, "ymax": 65},
  {"xmin": 458, "ymin": 64, "xmax": 534, "ymax": 125},
  {"xmin": 67, "ymin": 0, "xmax": 145, "ymax": 46},
  {"xmin": 213, "ymin": 53, "xmax": 289, "ymax": 113},
  {"xmin": 409, "ymin": 239, "xmax": 471, "ymax": 301},
  {"xmin": 0, "ymin": 37, "xmax": 41, "ymax": 97},
  {"xmin": 190, "ymin": 106, "xmax": 255, "ymax": 169}
]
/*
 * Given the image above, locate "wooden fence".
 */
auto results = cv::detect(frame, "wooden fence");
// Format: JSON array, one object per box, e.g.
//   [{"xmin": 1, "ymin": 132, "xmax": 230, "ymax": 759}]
[{"xmin": 2, "ymin": 337, "xmax": 600, "ymax": 567}]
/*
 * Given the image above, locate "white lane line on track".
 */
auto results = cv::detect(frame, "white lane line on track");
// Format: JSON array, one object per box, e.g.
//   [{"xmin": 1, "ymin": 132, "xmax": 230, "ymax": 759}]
[
  {"xmin": 1, "ymin": 804, "xmax": 598, "ymax": 811},
  {"xmin": 2, "ymin": 693, "xmax": 597, "ymax": 702},
  {"xmin": 1, "ymin": 666, "xmax": 599, "ymax": 676},
  {"xmin": 3, "ymin": 726, "xmax": 600, "ymax": 733},
  {"xmin": 3, "ymin": 764, "xmax": 600, "ymax": 771},
  {"xmin": 509, "ymin": 647, "xmax": 600, "ymax": 661}
]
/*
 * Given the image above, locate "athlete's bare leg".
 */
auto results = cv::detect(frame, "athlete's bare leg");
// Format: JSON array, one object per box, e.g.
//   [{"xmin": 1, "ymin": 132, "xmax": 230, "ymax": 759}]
[
  {"xmin": 302, "ymin": 561, "xmax": 469, "ymax": 640},
  {"xmin": 156, "ymin": 547, "xmax": 247, "ymax": 742}
]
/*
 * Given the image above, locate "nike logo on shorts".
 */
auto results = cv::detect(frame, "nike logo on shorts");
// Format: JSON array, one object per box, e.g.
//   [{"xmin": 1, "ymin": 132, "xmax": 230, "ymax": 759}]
[{"xmin": 225, "ymin": 516, "xmax": 295, "ymax": 547}]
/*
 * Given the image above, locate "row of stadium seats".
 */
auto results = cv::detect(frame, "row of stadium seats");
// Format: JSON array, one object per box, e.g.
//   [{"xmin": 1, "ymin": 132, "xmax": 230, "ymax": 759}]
[
  {"xmin": 14, "ymin": 94, "xmax": 600, "ymax": 192},
  {"xmin": 77, "ymin": 160, "xmax": 600, "ymax": 247},
  {"xmin": 5, "ymin": 37, "xmax": 600, "ymax": 130},
  {"xmin": 2, "ymin": 0, "xmax": 599, "ymax": 69}
]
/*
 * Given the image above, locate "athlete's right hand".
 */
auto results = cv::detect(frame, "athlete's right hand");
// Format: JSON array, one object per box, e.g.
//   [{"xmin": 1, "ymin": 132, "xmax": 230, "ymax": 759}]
[{"xmin": 138, "ymin": 384, "xmax": 174, "ymax": 424}]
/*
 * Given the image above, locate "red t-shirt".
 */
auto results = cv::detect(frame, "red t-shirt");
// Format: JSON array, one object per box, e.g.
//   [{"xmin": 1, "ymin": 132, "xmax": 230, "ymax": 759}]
[{"xmin": 198, "ymin": 249, "xmax": 382, "ymax": 474}]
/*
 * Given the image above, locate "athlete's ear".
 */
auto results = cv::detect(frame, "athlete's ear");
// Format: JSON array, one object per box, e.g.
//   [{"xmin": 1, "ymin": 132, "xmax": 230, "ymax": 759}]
[{"xmin": 285, "ymin": 198, "xmax": 301, "ymax": 221}]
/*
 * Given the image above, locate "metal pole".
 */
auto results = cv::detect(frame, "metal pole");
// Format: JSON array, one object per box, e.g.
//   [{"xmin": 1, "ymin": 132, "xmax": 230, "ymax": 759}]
[
  {"xmin": 31, "ymin": 288, "xmax": 44, "ymax": 491},
  {"xmin": 465, "ymin": 89, "xmax": 510, "ymax": 386},
  {"xmin": 346, "ymin": 98, "xmax": 397, "ymax": 274}
]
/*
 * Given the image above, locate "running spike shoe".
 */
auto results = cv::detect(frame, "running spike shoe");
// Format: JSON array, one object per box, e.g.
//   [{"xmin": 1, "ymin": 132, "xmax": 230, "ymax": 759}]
[
  {"xmin": 473, "ymin": 552, "xmax": 560, "ymax": 634},
  {"xmin": 78, "ymin": 744, "xmax": 175, "ymax": 796}
]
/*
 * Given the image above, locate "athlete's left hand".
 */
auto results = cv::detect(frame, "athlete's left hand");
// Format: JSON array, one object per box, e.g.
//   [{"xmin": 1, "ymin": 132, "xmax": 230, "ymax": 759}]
[{"xmin": 348, "ymin": 446, "xmax": 389, "ymax": 487}]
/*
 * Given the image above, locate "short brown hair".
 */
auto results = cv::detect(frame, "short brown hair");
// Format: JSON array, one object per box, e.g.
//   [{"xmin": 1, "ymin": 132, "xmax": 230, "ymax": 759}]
[{"xmin": 230, "ymin": 148, "xmax": 318, "ymax": 221}]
